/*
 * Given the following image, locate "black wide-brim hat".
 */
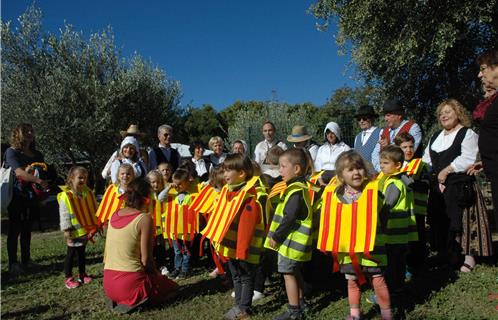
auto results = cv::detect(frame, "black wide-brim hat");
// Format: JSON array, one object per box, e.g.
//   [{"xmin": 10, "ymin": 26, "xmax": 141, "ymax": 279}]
[
  {"xmin": 355, "ymin": 104, "xmax": 377, "ymax": 118},
  {"xmin": 382, "ymin": 99, "xmax": 404, "ymax": 113}
]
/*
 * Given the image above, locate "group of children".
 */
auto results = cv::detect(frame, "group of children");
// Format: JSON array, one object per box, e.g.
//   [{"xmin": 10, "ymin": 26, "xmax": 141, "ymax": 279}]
[{"xmin": 58, "ymin": 131, "xmax": 431, "ymax": 320}]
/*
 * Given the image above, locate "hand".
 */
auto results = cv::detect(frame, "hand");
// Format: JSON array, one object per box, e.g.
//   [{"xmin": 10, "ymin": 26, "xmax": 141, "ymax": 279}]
[
  {"xmin": 317, "ymin": 177, "xmax": 326, "ymax": 187},
  {"xmin": 63, "ymin": 230, "xmax": 72, "ymax": 240},
  {"xmin": 437, "ymin": 170, "xmax": 449, "ymax": 184},
  {"xmin": 467, "ymin": 161, "xmax": 483, "ymax": 176},
  {"xmin": 269, "ymin": 237, "xmax": 278, "ymax": 249},
  {"xmin": 37, "ymin": 179, "xmax": 49, "ymax": 190}
]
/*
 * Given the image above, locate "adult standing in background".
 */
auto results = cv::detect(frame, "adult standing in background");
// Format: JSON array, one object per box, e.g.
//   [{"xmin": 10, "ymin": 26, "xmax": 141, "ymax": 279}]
[
  {"xmin": 314, "ymin": 121, "xmax": 350, "ymax": 183},
  {"xmin": 5, "ymin": 123, "xmax": 48, "ymax": 275},
  {"xmin": 469, "ymin": 48, "xmax": 498, "ymax": 232},
  {"xmin": 148, "ymin": 125, "xmax": 180, "ymax": 172},
  {"xmin": 231, "ymin": 139, "xmax": 248, "ymax": 156},
  {"xmin": 372, "ymin": 100, "xmax": 422, "ymax": 172},
  {"xmin": 190, "ymin": 141, "xmax": 211, "ymax": 182},
  {"xmin": 208, "ymin": 136, "xmax": 227, "ymax": 167},
  {"xmin": 110, "ymin": 136, "xmax": 147, "ymax": 184},
  {"xmin": 353, "ymin": 105, "xmax": 381, "ymax": 164},
  {"xmin": 286, "ymin": 125, "xmax": 319, "ymax": 162},
  {"xmin": 254, "ymin": 121, "xmax": 287, "ymax": 165}
]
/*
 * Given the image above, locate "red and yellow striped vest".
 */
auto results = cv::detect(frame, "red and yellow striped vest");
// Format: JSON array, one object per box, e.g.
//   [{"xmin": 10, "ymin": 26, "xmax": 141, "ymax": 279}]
[{"xmin": 95, "ymin": 185, "xmax": 124, "ymax": 225}]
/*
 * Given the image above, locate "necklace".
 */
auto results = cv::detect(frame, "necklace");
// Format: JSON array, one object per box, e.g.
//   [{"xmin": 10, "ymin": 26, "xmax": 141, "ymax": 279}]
[{"xmin": 344, "ymin": 185, "xmax": 361, "ymax": 201}]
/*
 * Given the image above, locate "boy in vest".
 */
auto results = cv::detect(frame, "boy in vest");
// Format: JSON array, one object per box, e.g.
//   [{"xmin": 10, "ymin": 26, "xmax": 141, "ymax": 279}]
[
  {"xmin": 202, "ymin": 154, "xmax": 264, "ymax": 320},
  {"xmin": 265, "ymin": 148, "xmax": 313, "ymax": 320},
  {"xmin": 394, "ymin": 132, "xmax": 430, "ymax": 278},
  {"xmin": 376, "ymin": 145, "xmax": 417, "ymax": 313}
]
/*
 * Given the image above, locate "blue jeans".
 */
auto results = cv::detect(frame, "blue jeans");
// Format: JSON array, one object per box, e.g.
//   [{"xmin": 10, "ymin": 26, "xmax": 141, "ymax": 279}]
[{"xmin": 172, "ymin": 239, "xmax": 190, "ymax": 273}]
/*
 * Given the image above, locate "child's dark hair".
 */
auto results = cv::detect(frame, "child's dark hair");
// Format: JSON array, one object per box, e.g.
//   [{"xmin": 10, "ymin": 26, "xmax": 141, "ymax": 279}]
[
  {"xmin": 179, "ymin": 159, "xmax": 198, "ymax": 179},
  {"xmin": 209, "ymin": 165, "xmax": 225, "ymax": 190},
  {"xmin": 280, "ymin": 148, "xmax": 311, "ymax": 176},
  {"xmin": 393, "ymin": 132, "xmax": 415, "ymax": 145},
  {"xmin": 125, "ymin": 177, "xmax": 151, "ymax": 210},
  {"xmin": 380, "ymin": 145, "xmax": 404, "ymax": 164},
  {"xmin": 172, "ymin": 168, "xmax": 190, "ymax": 183},
  {"xmin": 266, "ymin": 145, "xmax": 284, "ymax": 165},
  {"xmin": 223, "ymin": 153, "xmax": 254, "ymax": 180},
  {"xmin": 66, "ymin": 166, "xmax": 88, "ymax": 189}
]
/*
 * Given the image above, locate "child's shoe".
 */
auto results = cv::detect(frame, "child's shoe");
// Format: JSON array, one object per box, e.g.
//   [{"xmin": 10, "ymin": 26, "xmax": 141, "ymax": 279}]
[
  {"xmin": 79, "ymin": 274, "xmax": 93, "ymax": 284},
  {"xmin": 168, "ymin": 269, "xmax": 180, "ymax": 279},
  {"xmin": 224, "ymin": 306, "xmax": 250, "ymax": 320},
  {"xmin": 252, "ymin": 290, "xmax": 265, "ymax": 302},
  {"xmin": 272, "ymin": 305, "xmax": 302, "ymax": 320},
  {"xmin": 160, "ymin": 266, "xmax": 170, "ymax": 276},
  {"xmin": 65, "ymin": 277, "xmax": 81, "ymax": 289},
  {"xmin": 209, "ymin": 267, "xmax": 219, "ymax": 278},
  {"xmin": 176, "ymin": 271, "xmax": 188, "ymax": 280}
]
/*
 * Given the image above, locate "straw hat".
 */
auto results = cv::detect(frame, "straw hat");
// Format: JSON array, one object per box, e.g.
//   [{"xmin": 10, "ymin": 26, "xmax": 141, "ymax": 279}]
[
  {"xmin": 120, "ymin": 124, "xmax": 145, "ymax": 138},
  {"xmin": 287, "ymin": 125, "xmax": 312, "ymax": 143}
]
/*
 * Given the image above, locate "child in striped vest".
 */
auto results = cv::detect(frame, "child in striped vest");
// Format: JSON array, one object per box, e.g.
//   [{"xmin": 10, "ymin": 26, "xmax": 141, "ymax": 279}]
[{"xmin": 58, "ymin": 166, "xmax": 99, "ymax": 289}]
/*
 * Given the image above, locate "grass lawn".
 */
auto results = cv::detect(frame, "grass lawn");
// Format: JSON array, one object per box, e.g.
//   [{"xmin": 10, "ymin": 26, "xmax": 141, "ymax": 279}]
[{"xmin": 1, "ymin": 230, "xmax": 497, "ymax": 320}]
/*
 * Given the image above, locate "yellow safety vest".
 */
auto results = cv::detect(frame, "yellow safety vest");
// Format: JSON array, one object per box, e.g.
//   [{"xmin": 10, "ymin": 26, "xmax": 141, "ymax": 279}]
[
  {"xmin": 58, "ymin": 186, "xmax": 98, "ymax": 238},
  {"xmin": 380, "ymin": 173, "xmax": 418, "ymax": 244},
  {"xmin": 95, "ymin": 184, "xmax": 125, "ymax": 225},
  {"xmin": 264, "ymin": 181, "xmax": 313, "ymax": 262}
]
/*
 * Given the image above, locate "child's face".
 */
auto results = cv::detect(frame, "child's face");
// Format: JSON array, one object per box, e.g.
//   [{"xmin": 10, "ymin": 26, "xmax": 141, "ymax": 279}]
[
  {"xmin": 223, "ymin": 168, "xmax": 246, "ymax": 185},
  {"xmin": 118, "ymin": 168, "xmax": 133, "ymax": 185},
  {"xmin": 341, "ymin": 165, "xmax": 366, "ymax": 189},
  {"xmin": 158, "ymin": 164, "xmax": 172, "ymax": 179},
  {"xmin": 173, "ymin": 178, "xmax": 189, "ymax": 193},
  {"xmin": 279, "ymin": 156, "xmax": 300, "ymax": 182},
  {"xmin": 71, "ymin": 172, "xmax": 87, "ymax": 191},
  {"xmin": 399, "ymin": 141, "xmax": 415, "ymax": 161},
  {"xmin": 149, "ymin": 175, "xmax": 161, "ymax": 192},
  {"xmin": 380, "ymin": 158, "xmax": 402, "ymax": 175}
]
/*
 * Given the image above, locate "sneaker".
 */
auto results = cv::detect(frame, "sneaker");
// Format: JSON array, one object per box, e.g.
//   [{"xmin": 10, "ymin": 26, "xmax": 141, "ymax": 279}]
[
  {"xmin": 366, "ymin": 294, "xmax": 378, "ymax": 305},
  {"xmin": 252, "ymin": 290, "xmax": 264, "ymax": 302},
  {"xmin": 231, "ymin": 291, "xmax": 235, "ymax": 298},
  {"xmin": 169, "ymin": 269, "xmax": 180, "ymax": 279},
  {"xmin": 176, "ymin": 271, "xmax": 188, "ymax": 280},
  {"xmin": 65, "ymin": 277, "xmax": 81, "ymax": 289},
  {"xmin": 160, "ymin": 266, "xmax": 170, "ymax": 276},
  {"xmin": 224, "ymin": 306, "xmax": 250, "ymax": 320},
  {"xmin": 209, "ymin": 267, "xmax": 219, "ymax": 278},
  {"xmin": 272, "ymin": 306, "xmax": 303, "ymax": 320},
  {"xmin": 78, "ymin": 274, "xmax": 93, "ymax": 284}
]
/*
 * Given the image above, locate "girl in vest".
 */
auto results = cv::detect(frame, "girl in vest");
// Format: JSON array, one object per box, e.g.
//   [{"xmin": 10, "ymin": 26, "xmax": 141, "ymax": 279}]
[
  {"xmin": 96, "ymin": 163, "xmax": 135, "ymax": 225},
  {"xmin": 202, "ymin": 154, "xmax": 263, "ymax": 320},
  {"xmin": 146, "ymin": 170, "xmax": 169, "ymax": 275},
  {"xmin": 265, "ymin": 148, "xmax": 313, "ymax": 320},
  {"xmin": 58, "ymin": 166, "xmax": 98, "ymax": 289},
  {"xmin": 318, "ymin": 151, "xmax": 392, "ymax": 320}
]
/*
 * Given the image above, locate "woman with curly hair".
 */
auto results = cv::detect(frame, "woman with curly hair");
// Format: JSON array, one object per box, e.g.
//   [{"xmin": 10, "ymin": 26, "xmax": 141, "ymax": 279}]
[{"xmin": 4, "ymin": 123, "xmax": 48, "ymax": 276}]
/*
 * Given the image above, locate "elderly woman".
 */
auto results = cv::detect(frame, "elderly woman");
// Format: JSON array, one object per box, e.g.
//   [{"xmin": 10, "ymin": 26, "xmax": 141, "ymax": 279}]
[
  {"xmin": 103, "ymin": 177, "xmax": 178, "ymax": 313},
  {"xmin": 423, "ymin": 99, "xmax": 492, "ymax": 272},
  {"xmin": 5, "ymin": 123, "xmax": 48, "ymax": 275},
  {"xmin": 110, "ymin": 136, "xmax": 147, "ymax": 184},
  {"xmin": 208, "ymin": 136, "xmax": 227, "ymax": 167},
  {"xmin": 231, "ymin": 139, "xmax": 248, "ymax": 156}
]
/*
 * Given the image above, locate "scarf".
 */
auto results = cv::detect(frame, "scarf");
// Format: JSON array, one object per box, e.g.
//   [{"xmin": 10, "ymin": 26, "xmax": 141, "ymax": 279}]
[{"xmin": 473, "ymin": 91, "xmax": 498, "ymax": 121}]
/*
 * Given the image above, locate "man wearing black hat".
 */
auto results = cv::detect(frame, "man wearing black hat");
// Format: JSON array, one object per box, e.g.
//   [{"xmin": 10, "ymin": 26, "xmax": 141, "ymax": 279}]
[
  {"xmin": 353, "ymin": 105, "xmax": 381, "ymax": 164},
  {"xmin": 371, "ymin": 100, "xmax": 422, "ymax": 172}
]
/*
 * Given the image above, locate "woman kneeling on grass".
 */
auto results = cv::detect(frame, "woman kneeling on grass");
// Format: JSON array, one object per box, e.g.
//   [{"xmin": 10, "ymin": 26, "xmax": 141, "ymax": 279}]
[{"xmin": 103, "ymin": 177, "xmax": 178, "ymax": 314}]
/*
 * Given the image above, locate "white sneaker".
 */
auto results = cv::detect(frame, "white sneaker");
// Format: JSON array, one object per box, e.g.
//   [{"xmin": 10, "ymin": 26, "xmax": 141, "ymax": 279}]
[
  {"xmin": 252, "ymin": 290, "xmax": 264, "ymax": 302},
  {"xmin": 160, "ymin": 266, "xmax": 170, "ymax": 276},
  {"xmin": 231, "ymin": 291, "xmax": 235, "ymax": 298}
]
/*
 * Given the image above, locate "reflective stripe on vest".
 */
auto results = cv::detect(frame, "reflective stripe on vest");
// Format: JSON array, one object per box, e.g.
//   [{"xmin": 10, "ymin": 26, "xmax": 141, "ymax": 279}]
[
  {"xmin": 58, "ymin": 186, "xmax": 98, "ymax": 238},
  {"xmin": 217, "ymin": 200, "xmax": 265, "ymax": 264},
  {"xmin": 161, "ymin": 194, "xmax": 196, "ymax": 241},
  {"xmin": 264, "ymin": 181, "xmax": 313, "ymax": 262},
  {"xmin": 150, "ymin": 195, "xmax": 166, "ymax": 236},
  {"xmin": 95, "ymin": 185, "xmax": 124, "ymax": 225},
  {"xmin": 382, "ymin": 174, "xmax": 418, "ymax": 244},
  {"xmin": 190, "ymin": 183, "xmax": 216, "ymax": 216},
  {"xmin": 402, "ymin": 158, "xmax": 428, "ymax": 216}
]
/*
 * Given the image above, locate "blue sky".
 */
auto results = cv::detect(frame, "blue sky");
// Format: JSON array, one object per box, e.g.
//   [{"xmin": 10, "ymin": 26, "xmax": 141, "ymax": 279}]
[{"xmin": 2, "ymin": 0, "xmax": 358, "ymax": 110}]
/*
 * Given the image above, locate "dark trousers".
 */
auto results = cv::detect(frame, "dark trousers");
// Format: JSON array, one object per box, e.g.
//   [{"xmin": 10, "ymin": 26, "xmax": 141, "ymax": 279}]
[
  {"xmin": 385, "ymin": 243, "xmax": 407, "ymax": 306},
  {"xmin": 254, "ymin": 250, "xmax": 271, "ymax": 293},
  {"xmin": 406, "ymin": 214, "xmax": 427, "ymax": 272},
  {"xmin": 228, "ymin": 259, "xmax": 257, "ymax": 312},
  {"xmin": 64, "ymin": 245, "xmax": 86, "ymax": 278},
  {"xmin": 489, "ymin": 174, "xmax": 498, "ymax": 233},
  {"xmin": 153, "ymin": 235, "xmax": 167, "ymax": 266},
  {"xmin": 7, "ymin": 196, "xmax": 36, "ymax": 266}
]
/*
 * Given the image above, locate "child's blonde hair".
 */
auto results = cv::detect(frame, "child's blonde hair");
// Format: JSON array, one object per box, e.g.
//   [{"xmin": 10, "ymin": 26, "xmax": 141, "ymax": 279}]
[
  {"xmin": 146, "ymin": 170, "xmax": 165, "ymax": 191},
  {"xmin": 115, "ymin": 163, "xmax": 135, "ymax": 186},
  {"xmin": 66, "ymin": 166, "xmax": 88, "ymax": 190},
  {"xmin": 335, "ymin": 150, "xmax": 372, "ymax": 190}
]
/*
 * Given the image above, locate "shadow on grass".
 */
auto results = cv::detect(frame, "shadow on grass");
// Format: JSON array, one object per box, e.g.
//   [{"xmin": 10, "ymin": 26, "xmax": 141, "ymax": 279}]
[{"xmin": 1, "ymin": 304, "xmax": 51, "ymax": 319}]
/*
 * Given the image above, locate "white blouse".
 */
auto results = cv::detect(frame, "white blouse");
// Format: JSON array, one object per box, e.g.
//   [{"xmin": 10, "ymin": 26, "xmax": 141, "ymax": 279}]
[
  {"xmin": 422, "ymin": 127, "xmax": 478, "ymax": 173},
  {"xmin": 314, "ymin": 141, "xmax": 351, "ymax": 171}
]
